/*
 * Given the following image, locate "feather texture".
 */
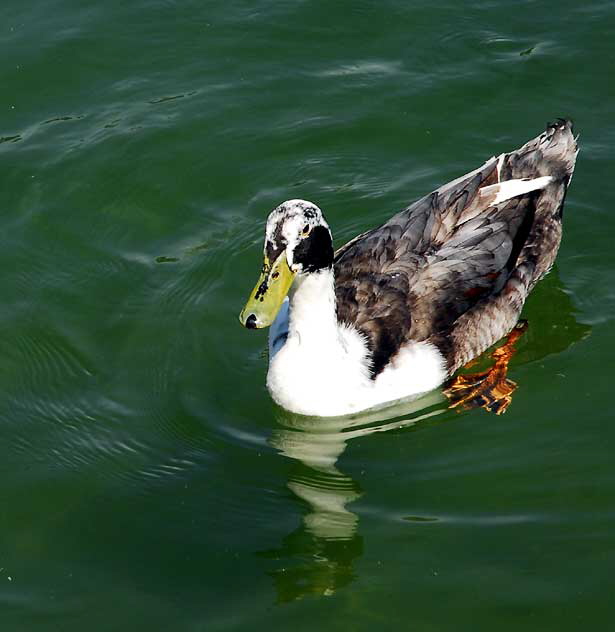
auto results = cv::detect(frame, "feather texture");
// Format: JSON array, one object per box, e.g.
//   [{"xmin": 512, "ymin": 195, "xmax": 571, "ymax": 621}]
[{"xmin": 334, "ymin": 119, "xmax": 578, "ymax": 376}]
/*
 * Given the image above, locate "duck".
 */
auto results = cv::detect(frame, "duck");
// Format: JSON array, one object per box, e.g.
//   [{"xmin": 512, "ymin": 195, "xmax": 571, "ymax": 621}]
[{"xmin": 239, "ymin": 119, "xmax": 578, "ymax": 417}]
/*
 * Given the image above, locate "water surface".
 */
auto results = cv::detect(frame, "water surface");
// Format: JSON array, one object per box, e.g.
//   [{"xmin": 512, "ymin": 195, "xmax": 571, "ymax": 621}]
[{"xmin": 1, "ymin": 1, "xmax": 614, "ymax": 630}]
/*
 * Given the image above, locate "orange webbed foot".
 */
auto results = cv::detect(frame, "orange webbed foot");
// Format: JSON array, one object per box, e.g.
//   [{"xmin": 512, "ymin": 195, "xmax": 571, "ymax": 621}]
[{"xmin": 444, "ymin": 320, "xmax": 528, "ymax": 415}]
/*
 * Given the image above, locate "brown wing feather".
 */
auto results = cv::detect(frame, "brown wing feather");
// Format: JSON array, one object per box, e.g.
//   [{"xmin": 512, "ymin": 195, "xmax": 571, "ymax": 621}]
[{"xmin": 335, "ymin": 120, "xmax": 578, "ymax": 377}]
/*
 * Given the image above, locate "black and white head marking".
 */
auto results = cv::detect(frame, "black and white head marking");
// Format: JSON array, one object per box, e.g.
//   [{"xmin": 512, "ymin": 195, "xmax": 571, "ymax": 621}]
[{"xmin": 264, "ymin": 199, "xmax": 334, "ymax": 273}]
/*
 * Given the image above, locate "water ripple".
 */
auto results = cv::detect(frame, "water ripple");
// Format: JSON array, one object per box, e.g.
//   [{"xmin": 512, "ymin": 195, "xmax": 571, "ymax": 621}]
[{"xmin": 314, "ymin": 60, "xmax": 403, "ymax": 78}]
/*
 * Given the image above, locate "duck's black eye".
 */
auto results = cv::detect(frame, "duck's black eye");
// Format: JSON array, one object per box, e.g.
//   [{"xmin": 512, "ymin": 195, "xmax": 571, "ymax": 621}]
[
  {"xmin": 302, "ymin": 224, "xmax": 311, "ymax": 236},
  {"xmin": 271, "ymin": 271, "xmax": 280, "ymax": 280}
]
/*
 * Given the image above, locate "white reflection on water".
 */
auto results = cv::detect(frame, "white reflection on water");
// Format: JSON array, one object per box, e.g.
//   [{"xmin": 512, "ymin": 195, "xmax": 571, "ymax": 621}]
[
  {"xmin": 261, "ymin": 392, "xmax": 446, "ymax": 601},
  {"xmin": 272, "ymin": 390, "xmax": 445, "ymax": 540}
]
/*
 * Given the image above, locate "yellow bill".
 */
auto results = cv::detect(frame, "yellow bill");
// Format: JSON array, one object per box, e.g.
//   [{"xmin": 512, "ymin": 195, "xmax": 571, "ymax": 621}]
[{"xmin": 239, "ymin": 252, "xmax": 296, "ymax": 329}]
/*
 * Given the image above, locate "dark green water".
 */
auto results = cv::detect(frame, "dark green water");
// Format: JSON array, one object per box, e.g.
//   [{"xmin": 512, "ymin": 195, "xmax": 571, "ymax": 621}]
[{"xmin": 2, "ymin": 1, "xmax": 614, "ymax": 630}]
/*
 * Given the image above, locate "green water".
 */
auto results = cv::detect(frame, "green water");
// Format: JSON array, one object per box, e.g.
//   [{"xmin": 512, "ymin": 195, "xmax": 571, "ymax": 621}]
[{"xmin": 2, "ymin": 1, "xmax": 614, "ymax": 630}]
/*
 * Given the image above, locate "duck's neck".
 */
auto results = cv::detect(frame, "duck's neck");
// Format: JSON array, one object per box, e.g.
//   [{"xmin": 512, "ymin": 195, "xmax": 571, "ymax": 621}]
[{"xmin": 288, "ymin": 268, "xmax": 339, "ymax": 344}]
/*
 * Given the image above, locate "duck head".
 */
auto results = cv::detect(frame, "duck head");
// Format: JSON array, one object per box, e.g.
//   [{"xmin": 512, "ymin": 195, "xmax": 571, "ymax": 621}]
[{"xmin": 239, "ymin": 199, "xmax": 334, "ymax": 329}]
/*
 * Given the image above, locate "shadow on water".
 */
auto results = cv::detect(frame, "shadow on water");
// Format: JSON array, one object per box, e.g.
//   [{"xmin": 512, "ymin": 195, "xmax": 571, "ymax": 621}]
[
  {"xmin": 257, "ymin": 267, "xmax": 589, "ymax": 603},
  {"xmin": 511, "ymin": 267, "xmax": 591, "ymax": 363}
]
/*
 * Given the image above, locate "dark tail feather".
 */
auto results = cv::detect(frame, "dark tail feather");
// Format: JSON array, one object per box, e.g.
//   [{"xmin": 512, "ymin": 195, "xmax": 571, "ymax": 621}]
[{"xmin": 502, "ymin": 118, "xmax": 578, "ymax": 185}]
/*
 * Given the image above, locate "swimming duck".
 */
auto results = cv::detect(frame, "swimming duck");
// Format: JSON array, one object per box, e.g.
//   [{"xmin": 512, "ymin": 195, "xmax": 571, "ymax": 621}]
[{"xmin": 239, "ymin": 119, "xmax": 578, "ymax": 417}]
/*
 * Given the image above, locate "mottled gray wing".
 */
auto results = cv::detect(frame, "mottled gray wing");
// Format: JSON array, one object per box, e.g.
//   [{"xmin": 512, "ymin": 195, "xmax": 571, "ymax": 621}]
[
  {"xmin": 335, "ymin": 120, "xmax": 577, "ymax": 377},
  {"xmin": 335, "ymin": 158, "xmax": 503, "ymax": 376}
]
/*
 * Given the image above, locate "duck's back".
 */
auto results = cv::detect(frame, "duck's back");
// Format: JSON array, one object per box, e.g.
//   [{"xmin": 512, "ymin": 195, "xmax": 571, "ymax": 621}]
[{"xmin": 335, "ymin": 119, "xmax": 578, "ymax": 376}]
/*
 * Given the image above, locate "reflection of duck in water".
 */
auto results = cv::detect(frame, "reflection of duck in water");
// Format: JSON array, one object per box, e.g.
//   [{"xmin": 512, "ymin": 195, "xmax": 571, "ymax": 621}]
[
  {"xmin": 259, "ymin": 393, "xmax": 446, "ymax": 602},
  {"xmin": 240, "ymin": 120, "xmax": 578, "ymax": 416},
  {"xmin": 257, "ymin": 461, "xmax": 363, "ymax": 602}
]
